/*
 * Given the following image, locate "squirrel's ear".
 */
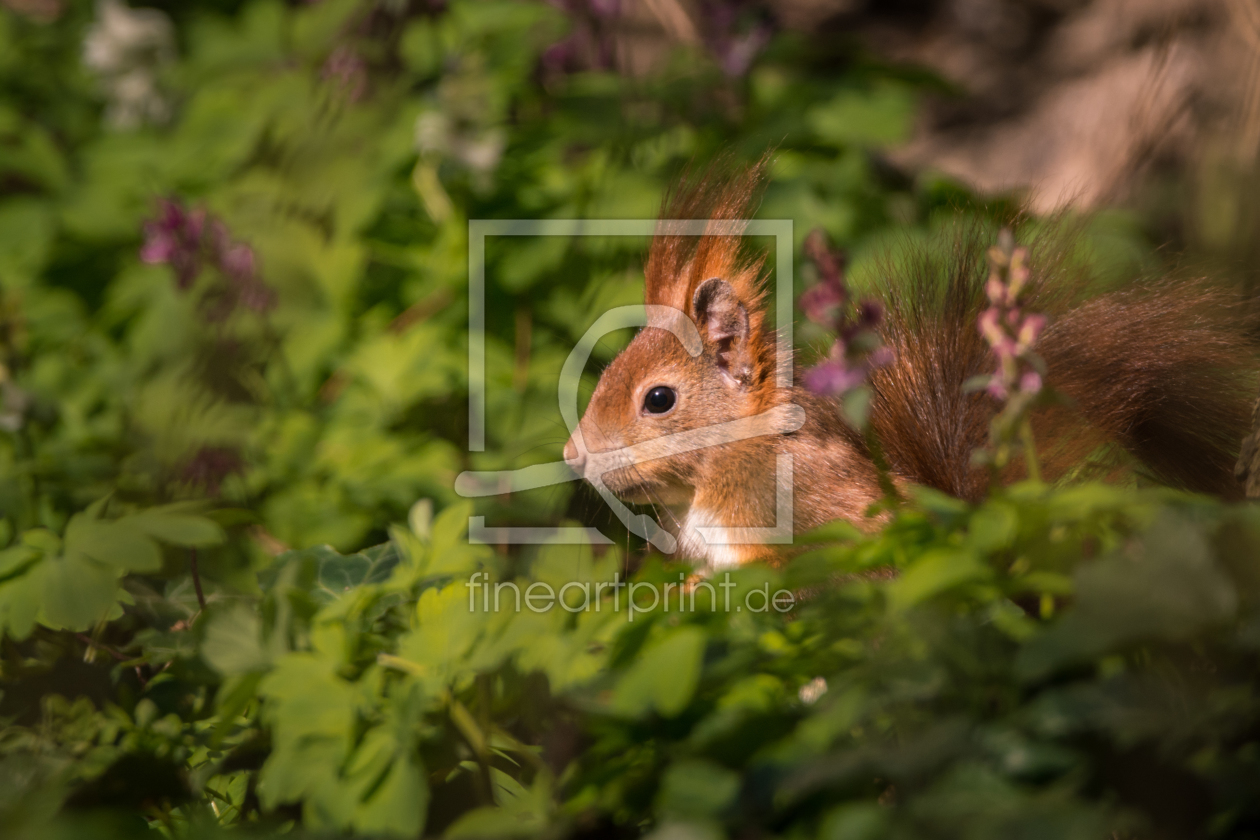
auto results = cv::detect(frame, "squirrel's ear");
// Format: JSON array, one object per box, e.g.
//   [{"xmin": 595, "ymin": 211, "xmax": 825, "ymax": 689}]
[{"xmin": 693, "ymin": 277, "xmax": 752, "ymax": 385}]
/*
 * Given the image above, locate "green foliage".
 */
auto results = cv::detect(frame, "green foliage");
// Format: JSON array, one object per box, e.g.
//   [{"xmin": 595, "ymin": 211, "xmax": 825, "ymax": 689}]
[
  {"xmin": 0, "ymin": 1, "xmax": 1250, "ymax": 838},
  {"xmin": 8, "ymin": 483, "xmax": 1260, "ymax": 838},
  {"xmin": 0, "ymin": 500, "xmax": 223, "ymax": 638}
]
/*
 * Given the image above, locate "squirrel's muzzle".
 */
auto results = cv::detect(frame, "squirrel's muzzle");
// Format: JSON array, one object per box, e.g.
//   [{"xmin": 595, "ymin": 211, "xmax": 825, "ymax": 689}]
[{"xmin": 563, "ymin": 434, "xmax": 586, "ymax": 477}]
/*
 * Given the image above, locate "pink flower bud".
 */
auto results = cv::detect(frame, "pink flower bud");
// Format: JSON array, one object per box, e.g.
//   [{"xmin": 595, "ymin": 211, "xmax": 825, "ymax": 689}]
[
  {"xmin": 1017, "ymin": 313, "xmax": 1046, "ymax": 349},
  {"xmin": 868, "ymin": 346, "xmax": 895, "ymax": 368},
  {"xmin": 804, "ymin": 358, "xmax": 867, "ymax": 395},
  {"xmin": 985, "ymin": 275, "xmax": 1006, "ymax": 306},
  {"xmin": 979, "ymin": 308, "xmax": 1004, "ymax": 347},
  {"xmin": 221, "ymin": 244, "xmax": 256, "ymax": 282},
  {"xmin": 139, "ymin": 234, "xmax": 176, "ymax": 265}
]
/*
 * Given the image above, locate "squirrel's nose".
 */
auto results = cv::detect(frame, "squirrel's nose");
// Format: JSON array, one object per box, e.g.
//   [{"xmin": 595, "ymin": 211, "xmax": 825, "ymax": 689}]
[{"xmin": 563, "ymin": 435, "xmax": 586, "ymax": 475}]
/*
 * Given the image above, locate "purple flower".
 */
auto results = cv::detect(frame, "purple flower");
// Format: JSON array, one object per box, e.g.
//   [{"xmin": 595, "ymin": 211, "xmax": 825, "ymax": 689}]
[
  {"xmin": 799, "ymin": 228, "xmax": 892, "ymax": 401},
  {"xmin": 696, "ymin": 0, "xmax": 775, "ymax": 78},
  {"xmin": 803, "ymin": 228, "xmax": 842, "ymax": 287},
  {"xmin": 803, "ymin": 359, "xmax": 869, "ymax": 395},
  {"xmin": 985, "ymin": 275, "xmax": 1007, "ymax": 307},
  {"xmin": 140, "ymin": 197, "xmax": 276, "ymax": 315},
  {"xmin": 842, "ymin": 301, "xmax": 884, "ymax": 345},
  {"xmin": 1016, "ymin": 313, "xmax": 1046, "ymax": 350},
  {"xmin": 181, "ymin": 445, "xmax": 244, "ymax": 496},
  {"xmin": 800, "ymin": 282, "xmax": 844, "ymax": 327},
  {"xmin": 800, "ymin": 228, "xmax": 847, "ymax": 326},
  {"xmin": 541, "ymin": 0, "xmax": 620, "ymax": 74},
  {"xmin": 235, "ymin": 275, "xmax": 276, "ymax": 313},
  {"xmin": 542, "ymin": 38, "xmax": 579, "ymax": 74},
  {"xmin": 322, "ymin": 46, "xmax": 367, "ymax": 103},
  {"xmin": 716, "ymin": 23, "xmax": 771, "ymax": 77},
  {"xmin": 141, "ymin": 200, "xmax": 208, "ymax": 289},
  {"xmin": 220, "ymin": 243, "xmax": 255, "ymax": 282},
  {"xmin": 976, "ymin": 233, "xmax": 1046, "ymax": 403},
  {"xmin": 979, "ymin": 308, "xmax": 1004, "ymax": 347},
  {"xmin": 868, "ymin": 345, "xmax": 894, "ymax": 368},
  {"xmin": 139, "ymin": 215, "xmax": 176, "ymax": 263}
]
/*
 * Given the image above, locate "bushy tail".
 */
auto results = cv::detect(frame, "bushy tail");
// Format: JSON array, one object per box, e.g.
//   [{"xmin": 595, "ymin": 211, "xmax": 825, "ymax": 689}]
[{"xmin": 865, "ymin": 223, "xmax": 1257, "ymax": 501}]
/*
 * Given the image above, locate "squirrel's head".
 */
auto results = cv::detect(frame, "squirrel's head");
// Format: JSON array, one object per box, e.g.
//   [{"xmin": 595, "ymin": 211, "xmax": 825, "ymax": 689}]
[{"xmin": 562, "ymin": 163, "xmax": 775, "ymax": 505}]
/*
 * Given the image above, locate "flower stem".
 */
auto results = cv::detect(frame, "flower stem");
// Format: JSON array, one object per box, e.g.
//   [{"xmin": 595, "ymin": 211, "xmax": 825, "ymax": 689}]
[
  {"xmin": 1020, "ymin": 418, "xmax": 1041, "ymax": 483},
  {"xmin": 190, "ymin": 548, "xmax": 207, "ymax": 611}
]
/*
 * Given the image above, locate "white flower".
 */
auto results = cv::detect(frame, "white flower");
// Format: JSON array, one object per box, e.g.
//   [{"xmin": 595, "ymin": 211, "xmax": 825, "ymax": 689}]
[
  {"xmin": 457, "ymin": 129, "xmax": 505, "ymax": 176},
  {"xmin": 798, "ymin": 676, "xmax": 828, "ymax": 705},
  {"xmin": 414, "ymin": 112, "xmax": 505, "ymax": 181},
  {"xmin": 82, "ymin": 0, "xmax": 175, "ymax": 129},
  {"xmin": 414, "ymin": 111, "xmax": 451, "ymax": 157}
]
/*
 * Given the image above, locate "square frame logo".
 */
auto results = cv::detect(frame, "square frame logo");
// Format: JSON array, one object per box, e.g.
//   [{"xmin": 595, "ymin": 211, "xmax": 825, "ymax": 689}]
[{"xmin": 454, "ymin": 218, "xmax": 796, "ymax": 554}]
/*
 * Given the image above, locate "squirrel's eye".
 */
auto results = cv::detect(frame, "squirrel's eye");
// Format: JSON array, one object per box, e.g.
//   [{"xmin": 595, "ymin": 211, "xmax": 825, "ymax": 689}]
[{"xmin": 643, "ymin": 386, "xmax": 676, "ymax": 414}]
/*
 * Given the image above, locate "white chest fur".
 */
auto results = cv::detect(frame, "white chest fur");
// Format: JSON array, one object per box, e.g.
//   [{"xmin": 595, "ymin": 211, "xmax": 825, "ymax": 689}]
[{"xmin": 677, "ymin": 507, "xmax": 745, "ymax": 571}]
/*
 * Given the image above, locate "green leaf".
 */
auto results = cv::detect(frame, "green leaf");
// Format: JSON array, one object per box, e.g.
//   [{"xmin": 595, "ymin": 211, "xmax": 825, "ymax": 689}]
[
  {"xmin": 0, "ymin": 567, "xmax": 41, "ymax": 639},
  {"xmin": 446, "ymin": 806, "xmax": 545, "ymax": 839},
  {"xmin": 0, "ymin": 545, "xmax": 39, "ymax": 584},
  {"xmin": 889, "ymin": 548, "xmax": 988, "ymax": 610},
  {"xmin": 1017, "ymin": 510, "xmax": 1237, "ymax": 680},
  {"xmin": 399, "ymin": 19, "xmax": 442, "ymax": 76},
  {"xmin": 797, "ymin": 519, "xmax": 865, "ymax": 545},
  {"xmin": 36, "ymin": 551, "xmax": 120, "ymax": 630},
  {"xmin": 259, "ymin": 654, "xmax": 361, "ymax": 741},
  {"xmin": 655, "ymin": 760, "xmax": 739, "ymax": 820},
  {"xmin": 20, "ymin": 528, "xmax": 61, "ymax": 553},
  {"xmin": 130, "ymin": 508, "xmax": 226, "ymax": 547},
  {"xmin": 396, "ymin": 582, "xmax": 487, "ymax": 689},
  {"xmin": 352, "ymin": 754, "xmax": 427, "ymax": 837},
  {"xmin": 315, "ymin": 543, "xmax": 399, "ymax": 601},
  {"xmin": 202, "ymin": 603, "xmax": 270, "ymax": 675},
  {"xmin": 910, "ymin": 485, "xmax": 971, "ymax": 521},
  {"xmin": 807, "ymin": 83, "xmax": 915, "ymax": 147},
  {"xmin": 819, "ymin": 803, "xmax": 888, "ymax": 840},
  {"xmin": 432, "ymin": 500, "xmax": 474, "ymax": 556},
  {"xmin": 64, "ymin": 514, "xmax": 161, "ymax": 573},
  {"xmin": 444, "ymin": 770, "xmax": 551, "ymax": 838},
  {"xmin": 612, "ymin": 627, "xmax": 706, "ymax": 718},
  {"xmin": 968, "ymin": 503, "xmax": 1018, "ymax": 554}
]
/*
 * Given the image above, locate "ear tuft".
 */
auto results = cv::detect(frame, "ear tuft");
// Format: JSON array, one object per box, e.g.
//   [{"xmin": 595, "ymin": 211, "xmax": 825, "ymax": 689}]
[
  {"xmin": 644, "ymin": 158, "xmax": 769, "ymax": 312},
  {"xmin": 693, "ymin": 277, "xmax": 752, "ymax": 384}
]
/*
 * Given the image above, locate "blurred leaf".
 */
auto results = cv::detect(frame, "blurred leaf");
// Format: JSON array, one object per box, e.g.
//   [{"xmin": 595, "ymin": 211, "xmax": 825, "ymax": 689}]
[
  {"xmin": 612, "ymin": 626, "xmax": 706, "ymax": 718},
  {"xmin": 130, "ymin": 507, "xmax": 226, "ymax": 547},
  {"xmin": 889, "ymin": 548, "xmax": 987, "ymax": 610},
  {"xmin": 808, "ymin": 83, "xmax": 915, "ymax": 147},
  {"xmin": 655, "ymin": 760, "xmax": 739, "ymax": 820},
  {"xmin": 1017, "ymin": 511, "xmax": 1237, "ymax": 680},
  {"xmin": 202, "ymin": 603, "xmax": 270, "ymax": 676}
]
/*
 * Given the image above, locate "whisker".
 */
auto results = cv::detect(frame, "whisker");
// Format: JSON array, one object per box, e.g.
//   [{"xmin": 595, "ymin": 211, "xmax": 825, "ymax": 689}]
[
  {"xmin": 511, "ymin": 440, "xmax": 569, "ymax": 461},
  {"xmin": 588, "ymin": 413, "xmax": 683, "ymax": 536}
]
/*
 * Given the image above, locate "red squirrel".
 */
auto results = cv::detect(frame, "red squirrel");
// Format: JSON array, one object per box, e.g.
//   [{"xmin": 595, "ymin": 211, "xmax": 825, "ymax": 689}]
[{"xmin": 561, "ymin": 163, "xmax": 1257, "ymax": 569}]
